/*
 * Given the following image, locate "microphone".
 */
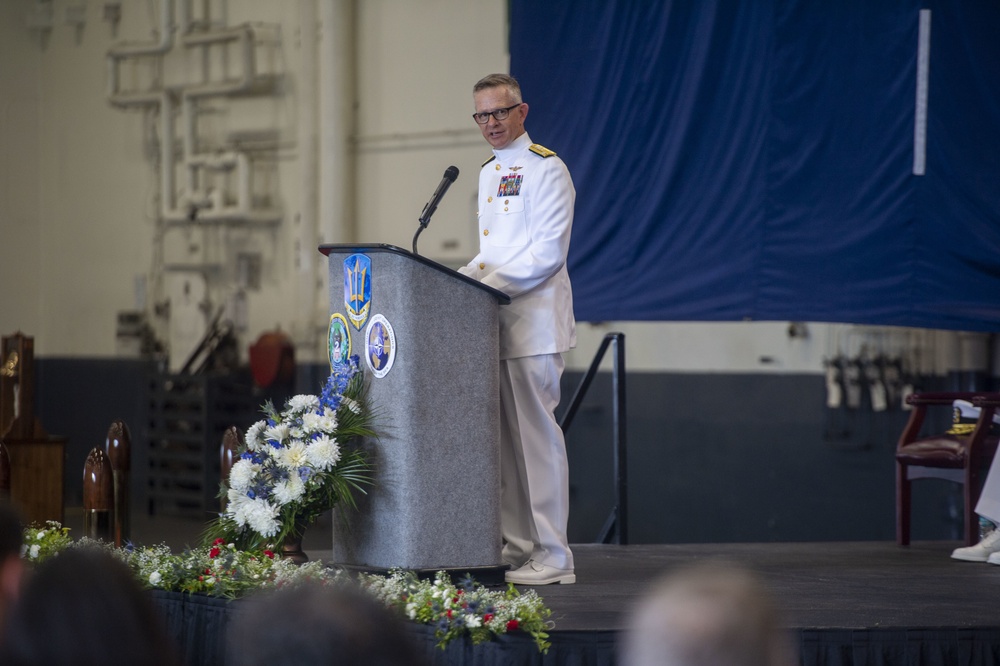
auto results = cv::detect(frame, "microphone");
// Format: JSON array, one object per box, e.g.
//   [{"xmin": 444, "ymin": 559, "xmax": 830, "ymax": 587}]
[{"xmin": 418, "ymin": 166, "xmax": 459, "ymax": 229}]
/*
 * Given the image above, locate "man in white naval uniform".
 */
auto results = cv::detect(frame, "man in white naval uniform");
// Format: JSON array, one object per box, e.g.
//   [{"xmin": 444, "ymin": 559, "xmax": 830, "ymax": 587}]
[{"xmin": 458, "ymin": 73, "xmax": 576, "ymax": 585}]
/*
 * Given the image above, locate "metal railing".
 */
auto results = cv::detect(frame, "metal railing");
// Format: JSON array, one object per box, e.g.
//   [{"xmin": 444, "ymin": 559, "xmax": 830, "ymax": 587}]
[{"xmin": 560, "ymin": 332, "xmax": 628, "ymax": 544}]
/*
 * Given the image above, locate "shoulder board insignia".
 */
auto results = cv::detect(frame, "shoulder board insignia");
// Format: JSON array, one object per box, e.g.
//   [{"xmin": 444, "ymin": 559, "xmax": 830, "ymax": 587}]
[
  {"xmin": 529, "ymin": 144, "xmax": 557, "ymax": 158},
  {"xmin": 481, "ymin": 155, "xmax": 497, "ymax": 167}
]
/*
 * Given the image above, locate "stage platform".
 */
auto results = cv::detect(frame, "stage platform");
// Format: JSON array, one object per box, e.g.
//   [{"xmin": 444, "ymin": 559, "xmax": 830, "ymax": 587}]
[
  {"xmin": 174, "ymin": 539, "xmax": 991, "ymax": 666},
  {"xmin": 389, "ymin": 541, "xmax": 1000, "ymax": 666}
]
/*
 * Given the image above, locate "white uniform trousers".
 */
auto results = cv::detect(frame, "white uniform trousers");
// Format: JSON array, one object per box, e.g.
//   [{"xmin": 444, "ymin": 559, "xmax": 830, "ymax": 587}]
[
  {"xmin": 976, "ymin": 453, "xmax": 1000, "ymax": 524},
  {"xmin": 498, "ymin": 353, "xmax": 574, "ymax": 571}
]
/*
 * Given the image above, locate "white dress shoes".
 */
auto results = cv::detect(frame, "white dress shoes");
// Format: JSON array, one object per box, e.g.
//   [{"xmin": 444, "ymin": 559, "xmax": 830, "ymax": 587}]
[
  {"xmin": 504, "ymin": 559, "xmax": 576, "ymax": 585},
  {"xmin": 951, "ymin": 528, "xmax": 1000, "ymax": 562}
]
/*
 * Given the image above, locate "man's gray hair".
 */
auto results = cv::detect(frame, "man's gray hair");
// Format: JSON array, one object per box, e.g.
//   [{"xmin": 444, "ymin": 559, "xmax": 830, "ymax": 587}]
[{"xmin": 473, "ymin": 73, "xmax": 522, "ymax": 103}]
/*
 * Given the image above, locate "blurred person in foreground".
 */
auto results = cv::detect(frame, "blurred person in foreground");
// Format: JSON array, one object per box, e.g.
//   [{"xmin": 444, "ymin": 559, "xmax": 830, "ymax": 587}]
[
  {"xmin": 620, "ymin": 562, "xmax": 797, "ymax": 666},
  {"xmin": 228, "ymin": 582, "xmax": 427, "ymax": 666},
  {"xmin": 0, "ymin": 500, "xmax": 24, "ymax": 633},
  {"xmin": 0, "ymin": 546, "xmax": 180, "ymax": 666}
]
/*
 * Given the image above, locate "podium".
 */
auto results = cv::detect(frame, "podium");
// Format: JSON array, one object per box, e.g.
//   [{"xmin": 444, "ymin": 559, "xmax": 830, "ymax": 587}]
[
  {"xmin": 1, "ymin": 333, "xmax": 66, "ymax": 524},
  {"xmin": 319, "ymin": 244, "xmax": 510, "ymax": 574}
]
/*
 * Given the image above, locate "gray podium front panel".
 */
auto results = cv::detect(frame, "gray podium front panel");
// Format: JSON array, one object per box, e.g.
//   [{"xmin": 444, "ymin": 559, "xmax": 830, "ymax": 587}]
[{"xmin": 323, "ymin": 246, "xmax": 503, "ymax": 570}]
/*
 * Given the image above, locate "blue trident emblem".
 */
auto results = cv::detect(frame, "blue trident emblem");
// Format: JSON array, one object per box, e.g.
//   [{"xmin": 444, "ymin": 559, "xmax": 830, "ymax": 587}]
[{"xmin": 344, "ymin": 254, "xmax": 372, "ymax": 330}]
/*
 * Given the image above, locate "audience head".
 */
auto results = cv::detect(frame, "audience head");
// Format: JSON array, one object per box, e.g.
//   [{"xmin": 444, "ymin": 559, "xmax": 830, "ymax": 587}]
[
  {"xmin": 620, "ymin": 561, "xmax": 796, "ymax": 666},
  {"xmin": 228, "ymin": 582, "xmax": 426, "ymax": 666},
  {"xmin": 0, "ymin": 500, "xmax": 24, "ymax": 626},
  {"xmin": 0, "ymin": 545, "xmax": 180, "ymax": 666}
]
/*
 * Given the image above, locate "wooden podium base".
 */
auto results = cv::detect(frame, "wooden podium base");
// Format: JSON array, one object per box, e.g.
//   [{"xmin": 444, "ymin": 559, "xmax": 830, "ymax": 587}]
[{"xmin": 5, "ymin": 437, "xmax": 66, "ymax": 524}]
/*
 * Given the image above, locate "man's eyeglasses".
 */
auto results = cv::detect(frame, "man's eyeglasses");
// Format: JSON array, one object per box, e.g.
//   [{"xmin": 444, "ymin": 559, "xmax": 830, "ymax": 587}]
[{"xmin": 472, "ymin": 103, "xmax": 522, "ymax": 125}]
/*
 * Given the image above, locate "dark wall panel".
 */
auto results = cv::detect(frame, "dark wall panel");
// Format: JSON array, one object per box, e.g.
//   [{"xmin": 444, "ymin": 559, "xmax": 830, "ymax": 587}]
[
  {"xmin": 561, "ymin": 371, "xmax": 963, "ymax": 544},
  {"xmin": 30, "ymin": 359, "xmax": 964, "ymax": 544},
  {"xmin": 35, "ymin": 358, "xmax": 156, "ymax": 506}
]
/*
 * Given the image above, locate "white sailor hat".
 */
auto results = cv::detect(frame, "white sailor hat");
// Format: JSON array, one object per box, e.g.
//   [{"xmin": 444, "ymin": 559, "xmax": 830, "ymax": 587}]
[{"xmin": 949, "ymin": 399, "xmax": 1000, "ymax": 435}]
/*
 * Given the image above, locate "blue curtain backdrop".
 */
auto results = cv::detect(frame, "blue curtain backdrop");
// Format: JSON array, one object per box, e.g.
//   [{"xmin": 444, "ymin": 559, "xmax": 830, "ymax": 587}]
[{"xmin": 509, "ymin": 0, "xmax": 1000, "ymax": 331}]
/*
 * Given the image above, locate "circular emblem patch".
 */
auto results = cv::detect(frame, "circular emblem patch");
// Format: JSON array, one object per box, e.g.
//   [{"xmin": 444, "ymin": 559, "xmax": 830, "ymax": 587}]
[
  {"xmin": 328, "ymin": 313, "xmax": 351, "ymax": 369},
  {"xmin": 364, "ymin": 314, "xmax": 396, "ymax": 378}
]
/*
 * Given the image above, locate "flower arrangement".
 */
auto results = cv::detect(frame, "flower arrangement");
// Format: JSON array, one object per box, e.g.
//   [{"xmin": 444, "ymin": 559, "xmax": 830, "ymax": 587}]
[
  {"xmin": 205, "ymin": 356, "xmax": 376, "ymax": 550},
  {"xmin": 360, "ymin": 570, "xmax": 553, "ymax": 653}
]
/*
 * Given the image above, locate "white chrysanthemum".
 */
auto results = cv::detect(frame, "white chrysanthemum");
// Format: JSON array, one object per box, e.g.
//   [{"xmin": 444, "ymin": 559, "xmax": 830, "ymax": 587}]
[
  {"xmin": 277, "ymin": 440, "xmax": 309, "ymax": 470},
  {"xmin": 228, "ymin": 458, "xmax": 259, "ymax": 493},
  {"xmin": 302, "ymin": 411, "xmax": 337, "ymax": 435},
  {"xmin": 245, "ymin": 420, "xmax": 268, "ymax": 452},
  {"xmin": 300, "ymin": 411, "xmax": 321, "ymax": 432},
  {"xmin": 289, "ymin": 425, "xmax": 305, "ymax": 440},
  {"xmin": 149, "ymin": 571, "xmax": 162, "ymax": 586},
  {"xmin": 273, "ymin": 475, "xmax": 306, "ymax": 506},
  {"xmin": 286, "ymin": 394, "xmax": 319, "ymax": 415},
  {"xmin": 227, "ymin": 489, "xmax": 252, "ymax": 526},
  {"xmin": 306, "ymin": 434, "xmax": 341, "ymax": 471},
  {"xmin": 265, "ymin": 423, "xmax": 290, "ymax": 446},
  {"xmin": 245, "ymin": 497, "xmax": 281, "ymax": 537}
]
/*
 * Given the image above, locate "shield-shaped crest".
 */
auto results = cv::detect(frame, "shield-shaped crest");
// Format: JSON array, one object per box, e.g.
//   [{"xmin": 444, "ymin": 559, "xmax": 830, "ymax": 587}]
[
  {"xmin": 365, "ymin": 314, "xmax": 396, "ymax": 378},
  {"xmin": 327, "ymin": 313, "xmax": 351, "ymax": 369},
  {"xmin": 344, "ymin": 254, "xmax": 372, "ymax": 330}
]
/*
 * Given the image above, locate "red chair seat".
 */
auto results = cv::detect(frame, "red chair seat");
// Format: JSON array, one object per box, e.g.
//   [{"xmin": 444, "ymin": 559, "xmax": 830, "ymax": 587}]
[{"xmin": 895, "ymin": 436, "xmax": 967, "ymax": 467}]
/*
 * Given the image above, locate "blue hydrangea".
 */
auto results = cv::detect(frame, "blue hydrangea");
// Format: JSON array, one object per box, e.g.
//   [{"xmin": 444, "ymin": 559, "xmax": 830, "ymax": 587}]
[{"xmin": 321, "ymin": 354, "xmax": 361, "ymax": 411}]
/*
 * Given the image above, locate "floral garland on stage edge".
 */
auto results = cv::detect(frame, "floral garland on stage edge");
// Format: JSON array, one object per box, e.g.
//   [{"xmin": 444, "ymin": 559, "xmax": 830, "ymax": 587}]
[
  {"xmin": 361, "ymin": 569, "xmax": 552, "ymax": 653},
  {"xmin": 20, "ymin": 521, "xmax": 72, "ymax": 562},
  {"xmin": 203, "ymin": 355, "xmax": 375, "ymax": 551},
  {"xmin": 20, "ymin": 525, "xmax": 554, "ymax": 653}
]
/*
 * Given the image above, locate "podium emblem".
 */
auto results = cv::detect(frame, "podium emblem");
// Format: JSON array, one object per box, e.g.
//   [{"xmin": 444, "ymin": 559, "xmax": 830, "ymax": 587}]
[
  {"xmin": 364, "ymin": 314, "xmax": 396, "ymax": 379},
  {"xmin": 328, "ymin": 313, "xmax": 351, "ymax": 369},
  {"xmin": 344, "ymin": 254, "xmax": 372, "ymax": 330}
]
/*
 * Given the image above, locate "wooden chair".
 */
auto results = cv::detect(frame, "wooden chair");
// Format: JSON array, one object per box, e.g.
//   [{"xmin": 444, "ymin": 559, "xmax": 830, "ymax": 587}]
[{"xmin": 896, "ymin": 392, "xmax": 1000, "ymax": 546}]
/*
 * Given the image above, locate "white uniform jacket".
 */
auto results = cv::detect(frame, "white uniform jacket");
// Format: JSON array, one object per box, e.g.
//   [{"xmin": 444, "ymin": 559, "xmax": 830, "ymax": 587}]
[{"xmin": 459, "ymin": 133, "xmax": 577, "ymax": 360}]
